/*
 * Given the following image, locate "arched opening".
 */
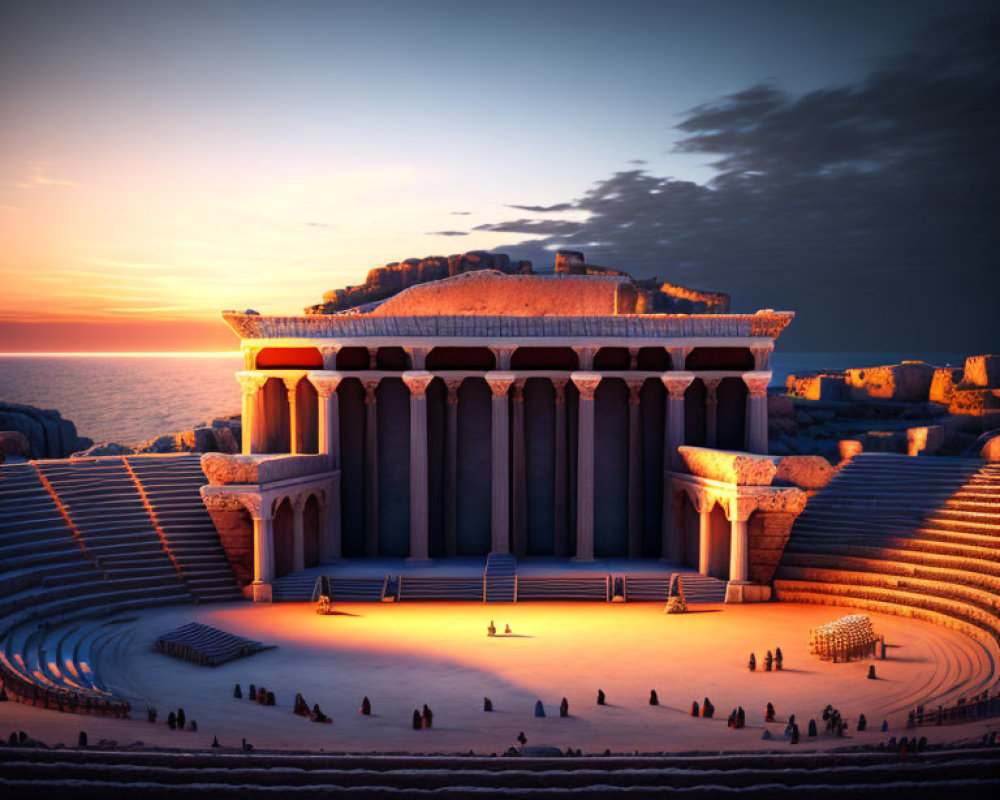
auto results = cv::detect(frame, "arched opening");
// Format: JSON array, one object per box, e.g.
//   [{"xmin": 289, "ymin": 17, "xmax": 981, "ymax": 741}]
[
  {"xmin": 511, "ymin": 347, "xmax": 578, "ymax": 370},
  {"xmin": 303, "ymin": 494, "xmax": 321, "ymax": 567},
  {"xmin": 594, "ymin": 347, "xmax": 629, "ymax": 370},
  {"xmin": 684, "ymin": 379, "xmax": 707, "ymax": 447},
  {"xmin": 681, "ymin": 493, "xmax": 700, "ymax": 567},
  {"xmin": 686, "ymin": 347, "xmax": 754, "ymax": 371},
  {"xmin": 273, "ymin": 498, "xmax": 295, "ymax": 578},
  {"xmin": 256, "ymin": 347, "xmax": 323, "ymax": 369},
  {"xmin": 708, "ymin": 503, "xmax": 731, "ymax": 580},
  {"xmin": 377, "ymin": 347, "xmax": 408, "ymax": 371},
  {"xmin": 295, "ymin": 377, "xmax": 319, "ymax": 453},
  {"xmin": 426, "ymin": 347, "xmax": 495, "ymax": 370},
  {"xmin": 716, "ymin": 377, "xmax": 748, "ymax": 451},
  {"xmin": 262, "ymin": 377, "xmax": 290, "ymax": 453},
  {"xmin": 337, "ymin": 347, "xmax": 370, "ymax": 370},
  {"xmin": 638, "ymin": 347, "xmax": 669, "ymax": 371}
]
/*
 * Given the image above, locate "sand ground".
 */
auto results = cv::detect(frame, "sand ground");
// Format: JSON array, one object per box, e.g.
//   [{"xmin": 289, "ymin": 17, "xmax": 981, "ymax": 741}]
[{"xmin": 2, "ymin": 601, "xmax": 997, "ymax": 754}]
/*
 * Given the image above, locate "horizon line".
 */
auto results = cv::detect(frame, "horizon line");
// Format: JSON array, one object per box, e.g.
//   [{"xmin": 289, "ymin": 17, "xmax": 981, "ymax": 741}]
[{"xmin": 0, "ymin": 351, "xmax": 241, "ymax": 358}]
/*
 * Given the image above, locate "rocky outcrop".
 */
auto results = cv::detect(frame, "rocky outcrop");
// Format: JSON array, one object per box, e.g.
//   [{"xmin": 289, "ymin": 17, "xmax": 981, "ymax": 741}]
[
  {"xmin": 72, "ymin": 416, "xmax": 242, "ymax": 458},
  {"xmin": 0, "ymin": 402, "xmax": 92, "ymax": 459},
  {"xmin": 773, "ymin": 455, "xmax": 835, "ymax": 491},
  {"xmin": 0, "ymin": 431, "xmax": 30, "ymax": 463},
  {"xmin": 306, "ymin": 249, "xmax": 730, "ymax": 315}
]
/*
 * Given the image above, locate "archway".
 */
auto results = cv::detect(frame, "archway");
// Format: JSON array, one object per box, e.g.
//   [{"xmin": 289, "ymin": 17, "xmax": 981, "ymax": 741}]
[
  {"xmin": 303, "ymin": 494, "xmax": 321, "ymax": 567},
  {"xmin": 273, "ymin": 497, "xmax": 295, "ymax": 578}
]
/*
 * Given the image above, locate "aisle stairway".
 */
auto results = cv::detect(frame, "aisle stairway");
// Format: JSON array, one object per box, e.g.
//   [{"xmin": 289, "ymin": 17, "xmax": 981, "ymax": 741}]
[
  {"xmin": 774, "ymin": 454, "xmax": 1000, "ymax": 686},
  {"xmin": 125, "ymin": 456, "xmax": 242, "ymax": 602},
  {"xmin": 484, "ymin": 552, "xmax": 516, "ymax": 602},
  {"xmin": 1, "ymin": 745, "xmax": 998, "ymax": 798}
]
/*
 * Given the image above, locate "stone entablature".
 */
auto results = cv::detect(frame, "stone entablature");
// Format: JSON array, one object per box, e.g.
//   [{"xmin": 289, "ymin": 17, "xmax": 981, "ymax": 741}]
[
  {"xmin": 201, "ymin": 452, "xmax": 330, "ymax": 486},
  {"xmin": 222, "ymin": 310, "xmax": 793, "ymax": 342}
]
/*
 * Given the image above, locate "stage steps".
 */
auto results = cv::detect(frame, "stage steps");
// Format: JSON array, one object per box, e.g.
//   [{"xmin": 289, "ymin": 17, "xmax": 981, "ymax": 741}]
[
  {"xmin": 516, "ymin": 574, "xmax": 610, "ymax": 601},
  {"xmin": 676, "ymin": 573, "xmax": 729, "ymax": 603},
  {"xmin": 774, "ymin": 454, "xmax": 1000, "ymax": 688},
  {"xmin": 1, "ymin": 745, "xmax": 998, "ymax": 797},
  {"xmin": 623, "ymin": 575, "xmax": 672, "ymax": 602},
  {"xmin": 484, "ymin": 552, "xmax": 516, "ymax": 602},
  {"xmin": 398, "ymin": 576, "xmax": 484, "ymax": 601},
  {"xmin": 125, "ymin": 455, "xmax": 242, "ymax": 603}
]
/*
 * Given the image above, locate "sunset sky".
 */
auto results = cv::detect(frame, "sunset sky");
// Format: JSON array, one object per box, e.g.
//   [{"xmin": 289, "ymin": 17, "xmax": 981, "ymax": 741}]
[{"xmin": 2, "ymin": 0, "xmax": 996, "ymax": 352}]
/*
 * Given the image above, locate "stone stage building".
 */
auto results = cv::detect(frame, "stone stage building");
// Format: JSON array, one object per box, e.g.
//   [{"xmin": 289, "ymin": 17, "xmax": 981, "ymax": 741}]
[{"xmin": 200, "ymin": 254, "xmax": 795, "ymax": 601}]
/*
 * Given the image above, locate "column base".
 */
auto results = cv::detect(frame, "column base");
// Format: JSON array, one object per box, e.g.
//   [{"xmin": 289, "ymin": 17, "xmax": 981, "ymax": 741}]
[
  {"xmin": 251, "ymin": 582, "xmax": 273, "ymax": 603},
  {"xmin": 724, "ymin": 582, "xmax": 771, "ymax": 604},
  {"xmin": 570, "ymin": 555, "xmax": 595, "ymax": 563}
]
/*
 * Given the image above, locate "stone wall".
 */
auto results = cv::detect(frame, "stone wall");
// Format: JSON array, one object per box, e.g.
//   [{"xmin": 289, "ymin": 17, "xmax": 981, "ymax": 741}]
[
  {"xmin": 204, "ymin": 506, "xmax": 254, "ymax": 589},
  {"xmin": 748, "ymin": 511, "xmax": 797, "ymax": 585}
]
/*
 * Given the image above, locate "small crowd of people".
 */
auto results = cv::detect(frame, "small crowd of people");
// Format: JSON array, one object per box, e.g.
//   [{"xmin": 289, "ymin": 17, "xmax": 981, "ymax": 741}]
[
  {"xmin": 233, "ymin": 683, "xmax": 276, "ymax": 707},
  {"xmin": 486, "ymin": 620, "xmax": 513, "ymax": 637},
  {"xmin": 748, "ymin": 647, "xmax": 783, "ymax": 672},
  {"xmin": 293, "ymin": 693, "xmax": 331, "ymax": 724},
  {"xmin": 412, "ymin": 704, "xmax": 434, "ymax": 730},
  {"xmin": 689, "ymin": 697, "xmax": 715, "ymax": 718},
  {"xmin": 144, "ymin": 705, "xmax": 196, "ymax": 731}
]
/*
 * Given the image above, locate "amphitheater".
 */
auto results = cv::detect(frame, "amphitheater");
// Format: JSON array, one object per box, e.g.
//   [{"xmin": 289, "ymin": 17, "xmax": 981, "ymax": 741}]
[{"xmin": 2, "ymin": 257, "xmax": 999, "ymax": 795}]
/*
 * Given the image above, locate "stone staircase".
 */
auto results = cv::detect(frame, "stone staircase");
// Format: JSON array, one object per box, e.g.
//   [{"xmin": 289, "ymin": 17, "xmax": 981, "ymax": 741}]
[
  {"xmin": 516, "ymin": 574, "xmax": 610, "ymax": 601},
  {"xmin": 1, "ymin": 745, "xmax": 998, "ymax": 797},
  {"xmin": 398, "ymin": 576, "xmax": 484, "ymax": 601},
  {"xmin": 125, "ymin": 455, "xmax": 242, "ymax": 603},
  {"xmin": 774, "ymin": 454, "xmax": 1000, "ymax": 686},
  {"xmin": 676, "ymin": 573, "xmax": 729, "ymax": 603},
  {"xmin": 624, "ymin": 575, "xmax": 673, "ymax": 601},
  {"xmin": 484, "ymin": 552, "xmax": 517, "ymax": 602}
]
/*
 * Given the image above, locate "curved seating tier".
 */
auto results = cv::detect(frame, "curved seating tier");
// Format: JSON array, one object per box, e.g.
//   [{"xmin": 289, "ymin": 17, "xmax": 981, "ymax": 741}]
[
  {"xmin": 0, "ymin": 456, "xmax": 243, "ymax": 716},
  {"xmin": 774, "ymin": 454, "xmax": 1000, "ymax": 693},
  {"xmin": 1, "ymin": 745, "xmax": 998, "ymax": 796}
]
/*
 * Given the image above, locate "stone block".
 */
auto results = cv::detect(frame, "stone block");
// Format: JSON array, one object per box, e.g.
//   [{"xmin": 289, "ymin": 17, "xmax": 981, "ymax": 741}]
[
  {"xmin": 838, "ymin": 440, "xmax": 864, "ymax": 462},
  {"xmin": 949, "ymin": 388, "xmax": 1000, "ymax": 416},
  {"xmin": 786, "ymin": 374, "xmax": 845, "ymax": 401},
  {"xmin": 845, "ymin": 363, "xmax": 935, "ymax": 402},
  {"xmin": 678, "ymin": 446, "xmax": 777, "ymax": 485},
  {"xmin": 211, "ymin": 426, "xmax": 239, "ymax": 454},
  {"xmin": 774, "ymin": 455, "xmax": 836, "ymax": 490},
  {"xmin": 964, "ymin": 354, "xmax": 1000, "ymax": 388},
  {"xmin": 929, "ymin": 368, "xmax": 962, "ymax": 404},
  {"xmin": 725, "ymin": 583, "xmax": 772, "ymax": 603},
  {"xmin": 982, "ymin": 435, "xmax": 1000, "ymax": 462},
  {"xmin": 201, "ymin": 452, "xmax": 330, "ymax": 485},
  {"xmin": 906, "ymin": 425, "xmax": 945, "ymax": 457}
]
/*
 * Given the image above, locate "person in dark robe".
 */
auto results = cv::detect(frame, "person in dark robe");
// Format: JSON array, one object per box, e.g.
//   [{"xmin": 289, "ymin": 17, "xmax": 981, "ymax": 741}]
[
  {"xmin": 748, "ymin": 653, "xmax": 756, "ymax": 672},
  {"xmin": 422, "ymin": 704, "xmax": 433, "ymax": 729},
  {"xmin": 483, "ymin": 697, "xmax": 493, "ymax": 712},
  {"xmin": 360, "ymin": 696, "xmax": 372, "ymax": 716},
  {"xmin": 534, "ymin": 700, "xmax": 545, "ymax": 717},
  {"xmin": 764, "ymin": 651, "xmax": 773, "ymax": 672},
  {"xmin": 294, "ymin": 693, "xmax": 309, "ymax": 716},
  {"xmin": 691, "ymin": 701, "xmax": 700, "ymax": 717},
  {"xmin": 559, "ymin": 697, "xmax": 569, "ymax": 717},
  {"xmin": 857, "ymin": 713, "xmax": 867, "ymax": 731},
  {"xmin": 176, "ymin": 708, "xmax": 186, "ymax": 730},
  {"xmin": 233, "ymin": 684, "xmax": 242, "ymax": 699},
  {"xmin": 597, "ymin": 689, "xmax": 606, "ymax": 706},
  {"xmin": 766, "ymin": 702, "xmax": 775, "ymax": 722},
  {"xmin": 736, "ymin": 707, "xmax": 746, "ymax": 729},
  {"xmin": 775, "ymin": 647, "xmax": 783, "ymax": 670},
  {"xmin": 504, "ymin": 624, "xmax": 512, "ymax": 635},
  {"xmin": 790, "ymin": 723, "xmax": 800, "ymax": 745},
  {"xmin": 412, "ymin": 710, "xmax": 422, "ymax": 730},
  {"xmin": 702, "ymin": 698, "xmax": 714, "ymax": 718},
  {"xmin": 808, "ymin": 719, "xmax": 818, "ymax": 737},
  {"xmin": 311, "ymin": 703, "xmax": 330, "ymax": 723},
  {"xmin": 248, "ymin": 684, "xmax": 256, "ymax": 702},
  {"xmin": 517, "ymin": 731, "xmax": 527, "ymax": 746},
  {"xmin": 649, "ymin": 690, "xmax": 659, "ymax": 706},
  {"xmin": 487, "ymin": 620, "xmax": 496, "ymax": 637},
  {"xmin": 167, "ymin": 711, "xmax": 176, "ymax": 730}
]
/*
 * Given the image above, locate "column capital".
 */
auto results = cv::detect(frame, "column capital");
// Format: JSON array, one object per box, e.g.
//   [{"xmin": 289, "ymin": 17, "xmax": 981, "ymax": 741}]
[
  {"xmin": 307, "ymin": 370, "xmax": 343, "ymax": 398},
  {"xmin": 666, "ymin": 346, "xmax": 692, "ymax": 370},
  {"xmin": 661, "ymin": 371, "xmax": 695, "ymax": 397},
  {"xmin": 402, "ymin": 370, "xmax": 434, "ymax": 396},
  {"xmin": 551, "ymin": 377, "xmax": 569, "ymax": 404},
  {"xmin": 742, "ymin": 370, "xmax": 772, "ymax": 398},
  {"xmin": 444, "ymin": 377, "xmax": 464, "ymax": 403},
  {"xmin": 241, "ymin": 345, "xmax": 263, "ymax": 370},
  {"xmin": 492, "ymin": 346, "xmax": 516, "ymax": 370},
  {"xmin": 572, "ymin": 346, "xmax": 598, "ymax": 370},
  {"xmin": 626, "ymin": 378, "xmax": 644, "ymax": 405},
  {"xmin": 485, "ymin": 371, "xmax": 515, "ymax": 396},
  {"xmin": 750, "ymin": 344, "xmax": 773, "ymax": 370},
  {"xmin": 318, "ymin": 345, "xmax": 341, "ymax": 370},
  {"xmin": 571, "ymin": 371, "xmax": 602, "ymax": 399},
  {"xmin": 728, "ymin": 496, "xmax": 758, "ymax": 523},
  {"xmin": 292, "ymin": 492, "xmax": 308, "ymax": 513},
  {"xmin": 404, "ymin": 346, "xmax": 430, "ymax": 370},
  {"xmin": 702, "ymin": 376, "xmax": 723, "ymax": 403},
  {"xmin": 511, "ymin": 377, "xmax": 526, "ymax": 402},
  {"xmin": 236, "ymin": 371, "xmax": 269, "ymax": 396},
  {"xmin": 282, "ymin": 374, "xmax": 303, "ymax": 395},
  {"xmin": 362, "ymin": 377, "xmax": 380, "ymax": 404}
]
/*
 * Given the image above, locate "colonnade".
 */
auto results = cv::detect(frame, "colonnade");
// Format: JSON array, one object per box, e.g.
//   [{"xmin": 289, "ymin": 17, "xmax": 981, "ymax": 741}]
[{"xmin": 235, "ymin": 343, "xmax": 773, "ymax": 562}]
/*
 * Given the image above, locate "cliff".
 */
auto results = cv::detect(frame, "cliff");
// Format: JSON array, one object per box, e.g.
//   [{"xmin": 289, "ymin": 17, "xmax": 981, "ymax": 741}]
[
  {"xmin": 306, "ymin": 249, "xmax": 730, "ymax": 315},
  {"xmin": 0, "ymin": 402, "xmax": 92, "ymax": 459}
]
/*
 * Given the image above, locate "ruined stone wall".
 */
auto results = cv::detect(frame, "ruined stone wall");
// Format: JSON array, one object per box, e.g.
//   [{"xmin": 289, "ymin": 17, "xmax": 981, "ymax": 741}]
[
  {"xmin": 206, "ymin": 507, "xmax": 254, "ymax": 589},
  {"xmin": 748, "ymin": 511, "xmax": 797, "ymax": 585}
]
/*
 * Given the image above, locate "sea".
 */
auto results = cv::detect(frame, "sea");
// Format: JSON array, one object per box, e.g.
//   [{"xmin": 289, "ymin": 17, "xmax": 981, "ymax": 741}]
[{"xmin": 0, "ymin": 351, "xmax": 968, "ymax": 445}]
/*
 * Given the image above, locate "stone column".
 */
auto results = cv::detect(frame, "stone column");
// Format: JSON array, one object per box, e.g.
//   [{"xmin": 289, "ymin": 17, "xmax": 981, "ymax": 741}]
[
  {"xmin": 236, "ymin": 372, "xmax": 268, "ymax": 455},
  {"xmin": 571, "ymin": 372, "xmax": 601, "ymax": 561},
  {"xmin": 751, "ymin": 344, "xmax": 773, "ymax": 371},
  {"xmin": 292, "ymin": 494, "xmax": 305, "ymax": 571},
  {"xmin": 319, "ymin": 345, "xmax": 341, "ymax": 371},
  {"xmin": 283, "ymin": 376, "xmax": 301, "ymax": 454},
  {"xmin": 443, "ymin": 378, "xmax": 463, "ymax": 557},
  {"xmin": 405, "ymin": 347, "xmax": 430, "ymax": 370},
  {"xmin": 626, "ymin": 378, "xmax": 644, "ymax": 558},
  {"xmin": 661, "ymin": 372, "xmax": 695, "ymax": 470},
  {"xmin": 552, "ymin": 378, "xmax": 569, "ymax": 557},
  {"xmin": 729, "ymin": 515, "xmax": 750, "ymax": 583},
  {"xmin": 666, "ymin": 346, "xmax": 691, "ymax": 371},
  {"xmin": 742, "ymin": 371, "xmax": 771, "ymax": 455},
  {"xmin": 493, "ymin": 346, "xmax": 515, "ymax": 370},
  {"xmin": 703, "ymin": 377, "xmax": 722, "ymax": 449},
  {"xmin": 511, "ymin": 379, "xmax": 528, "ymax": 557},
  {"xmin": 698, "ymin": 505, "xmax": 713, "ymax": 577},
  {"xmin": 308, "ymin": 372, "xmax": 342, "ymax": 469},
  {"xmin": 242, "ymin": 346, "xmax": 261, "ymax": 371},
  {"xmin": 402, "ymin": 371, "xmax": 434, "ymax": 561},
  {"xmin": 362, "ymin": 378, "xmax": 380, "ymax": 557},
  {"xmin": 664, "ymin": 487, "xmax": 685, "ymax": 563},
  {"xmin": 486, "ymin": 372, "xmax": 515, "ymax": 554},
  {"xmin": 573, "ymin": 346, "xmax": 597, "ymax": 371},
  {"xmin": 251, "ymin": 510, "xmax": 275, "ymax": 603}
]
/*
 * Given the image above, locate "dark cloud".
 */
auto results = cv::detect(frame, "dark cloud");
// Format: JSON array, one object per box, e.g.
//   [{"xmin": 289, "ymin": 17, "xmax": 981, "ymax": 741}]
[
  {"xmin": 505, "ymin": 202, "xmax": 575, "ymax": 213},
  {"xmin": 425, "ymin": 230, "xmax": 469, "ymax": 236},
  {"xmin": 484, "ymin": 13, "xmax": 1000, "ymax": 353},
  {"xmin": 627, "ymin": 159, "xmax": 647, "ymax": 165}
]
